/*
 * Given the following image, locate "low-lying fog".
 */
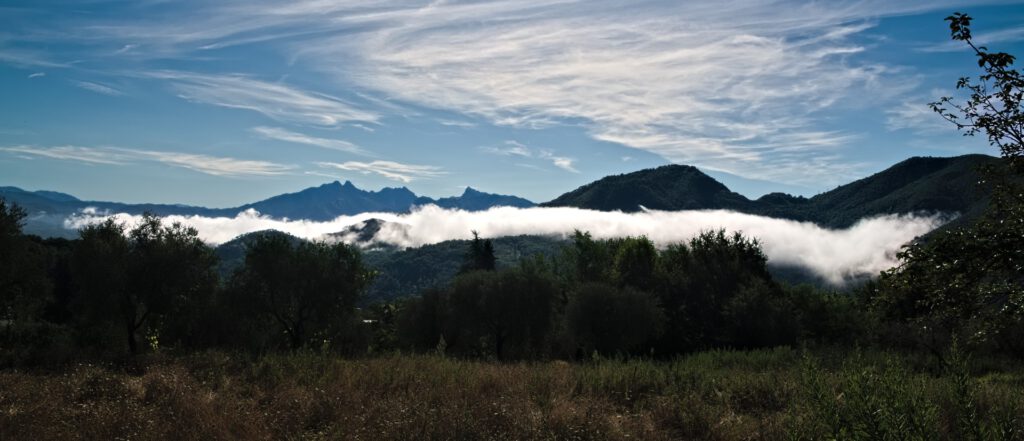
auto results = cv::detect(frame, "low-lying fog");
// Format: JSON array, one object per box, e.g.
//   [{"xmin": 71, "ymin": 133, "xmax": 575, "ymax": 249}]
[{"xmin": 65, "ymin": 205, "xmax": 947, "ymax": 284}]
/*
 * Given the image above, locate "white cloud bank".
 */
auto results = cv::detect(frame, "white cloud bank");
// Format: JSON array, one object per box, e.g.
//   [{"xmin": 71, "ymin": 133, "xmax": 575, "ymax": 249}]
[{"xmin": 63, "ymin": 206, "xmax": 946, "ymax": 284}]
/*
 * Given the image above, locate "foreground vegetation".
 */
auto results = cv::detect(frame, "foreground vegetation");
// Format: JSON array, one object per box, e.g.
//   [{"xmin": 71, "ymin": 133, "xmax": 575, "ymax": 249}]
[{"xmin": 2, "ymin": 348, "xmax": 1022, "ymax": 440}]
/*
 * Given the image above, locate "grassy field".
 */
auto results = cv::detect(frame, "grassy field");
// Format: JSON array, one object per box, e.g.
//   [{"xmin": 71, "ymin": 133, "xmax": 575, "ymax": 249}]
[{"xmin": 1, "ymin": 348, "xmax": 1022, "ymax": 440}]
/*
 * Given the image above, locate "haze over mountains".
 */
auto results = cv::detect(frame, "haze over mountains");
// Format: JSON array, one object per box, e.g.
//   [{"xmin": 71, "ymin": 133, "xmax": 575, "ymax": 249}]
[{"xmin": 1, "ymin": 153, "xmax": 1001, "ymax": 239}]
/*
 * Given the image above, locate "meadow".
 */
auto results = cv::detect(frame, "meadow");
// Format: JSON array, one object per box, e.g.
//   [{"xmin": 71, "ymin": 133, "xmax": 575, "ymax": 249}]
[{"xmin": 2, "ymin": 348, "xmax": 1022, "ymax": 441}]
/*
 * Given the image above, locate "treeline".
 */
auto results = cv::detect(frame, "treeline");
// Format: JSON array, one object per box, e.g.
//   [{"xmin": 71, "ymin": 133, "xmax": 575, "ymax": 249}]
[
  {"xmin": 0, "ymin": 203, "xmax": 377, "ymax": 363},
  {"xmin": 2, "ymin": 183, "xmax": 1022, "ymax": 365},
  {"xmin": 0, "ymin": 197, "xmax": 861, "ymax": 364},
  {"xmin": 395, "ymin": 231, "xmax": 864, "ymax": 360}
]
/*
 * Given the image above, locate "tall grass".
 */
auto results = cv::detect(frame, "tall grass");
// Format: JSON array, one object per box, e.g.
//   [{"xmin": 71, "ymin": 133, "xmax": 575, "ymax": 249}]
[{"xmin": 1, "ymin": 349, "xmax": 1021, "ymax": 440}]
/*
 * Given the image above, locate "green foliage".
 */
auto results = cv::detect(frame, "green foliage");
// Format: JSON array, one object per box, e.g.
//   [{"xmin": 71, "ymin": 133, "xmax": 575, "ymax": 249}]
[
  {"xmin": 6, "ymin": 348, "xmax": 1024, "ymax": 440},
  {"xmin": 874, "ymin": 14, "xmax": 1024, "ymax": 360},
  {"xmin": 257, "ymin": 234, "xmax": 566, "ymax": 305},
  {"xmin": 70, "ymin": 214, "xmax": 218, "ymax": 355},
  {"xmin": 785, "ymin": 283, "xmax": 868, "ymax": 345},
  {"xmin": 563, "ymin": 283, "xmax": 664, "ymax": 356},
  {"xmin": 393, "ymin": 229, "xmax": 851, "ymax": 361},
  {"xmin": 932, "ymin": 13, "xmax": 1024, "ymax": 170},
  {"xmin": 798, "ymin": 352, "xmax": 941, "ymax": 440},
  {"xmin": 0, "ymin": 199, "xmax": 52, "ymax": 330},
  {"xmin": 227, "ymin": 234, "xmax": 374, "ymax": 351},
  {"xmin": 0, "ymin": 200, "xmax": 65, "ymax": 366},
  {"xmin": 400, "ymin": 264, "xmax": 560, "ymax": 360},
  {"xmin": 874, "ymin": 208, "xmax": 1024, "ymax": 356},
  {"xmin": 655, "ymin": 230, "xmax": 795, "ymax": 353},
  {"xmin": 459, "ymin": 230, "xmax": 496, "ymax": 273}
]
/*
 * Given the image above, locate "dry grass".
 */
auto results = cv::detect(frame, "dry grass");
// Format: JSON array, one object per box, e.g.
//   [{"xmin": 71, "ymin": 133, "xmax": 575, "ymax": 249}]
[{"xmin": 0, "ymin": 348, "xmax": 1021, "ymax": 440}]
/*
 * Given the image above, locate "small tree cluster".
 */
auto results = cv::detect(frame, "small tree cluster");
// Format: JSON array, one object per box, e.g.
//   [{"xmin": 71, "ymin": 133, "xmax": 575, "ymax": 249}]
[
  {"xmin": 396, "ymin": 230, "xmax": 852, "ymax": 360},
  {"xmin": 0, "ymin": 205, "xmax": 375, "ymax": 364},
  {"xmin": 226, "ymin": 233, "xmax": 374, "ymax": 351}
]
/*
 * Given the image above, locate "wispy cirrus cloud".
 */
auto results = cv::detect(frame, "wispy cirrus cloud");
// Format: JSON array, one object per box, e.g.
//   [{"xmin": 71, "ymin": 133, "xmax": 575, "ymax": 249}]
[
  {"xmin": 73, "ymin": 80, "xmax": 123, "ymax": 96},
  {"xmin": 482, "ymin": 140, "xmax": 578, "ymax": 173},
  {"xmin": 885, "ymin": 99, "xmax": 952, "ymax": 134},
  {"xmin": 27, "ymin": 72, "xmax": 45, "ymax": 79},
  {"xmin": 251, "ymin": 126, "xmax": 369, "ymax": 156},
  {"xmin": 294, "ymin": 0, "xmax": 962, "ymax": 185},
  {"xmin": 318, "ymin": 160, "xmax": 446, "ymax": 183},
  {"xmin": 2, "ymin": 0, "xmax": 1009, "ymax": 188},
  {"xmin": 0, "ymin": 46, "xmax": 71, "ymax": 69},
  {"xmin": 0, "ymin": 145, "xmax": 125, "ymax": 165},
  {"xmin": 0, "ymin": 145, "xmax": 293, "ymax": 177},
  {"xmin": 438, "ymin": 119, "xmax": 477, "ymax": 129},
  {"xmin": 539, "ymin": 151, "xmax": 579, "ymax": 173},
  {"xmin": 481, "ymin": 141, "xmax": 532, "ymax": 158},
  {"xmin": 144, "ymin": 71, "xmax": 379, "ymax": 127},
  {"xmin": 919, "ymin": 25, "xmax": 1024, "ymax": 52}
]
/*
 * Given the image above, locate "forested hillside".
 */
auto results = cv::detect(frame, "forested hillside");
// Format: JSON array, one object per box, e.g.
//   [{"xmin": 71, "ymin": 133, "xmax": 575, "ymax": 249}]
[{"xmin": 544, "ymin": 154, "xmax": 1003, "ymax": 228}]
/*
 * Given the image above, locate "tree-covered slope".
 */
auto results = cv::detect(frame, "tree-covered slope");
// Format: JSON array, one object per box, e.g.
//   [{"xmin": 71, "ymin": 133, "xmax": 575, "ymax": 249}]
[
  {"xmin": 215, "ymin": 231, "xmax": 565, "ymax": 304},
  {"xmin": 542, "ymin": 164, "xmax": 752, "ymax": 212},
  {"xmin": 362, "ymin": 235, "xmax": 566, "ymax": 304},
  {"xmin": 544, "ymin": 154, "xmax": 1003, "ymax": 228},
  {"xmin": 801, "ymin": 155, "xmax": 1000, "ymax": 228}
]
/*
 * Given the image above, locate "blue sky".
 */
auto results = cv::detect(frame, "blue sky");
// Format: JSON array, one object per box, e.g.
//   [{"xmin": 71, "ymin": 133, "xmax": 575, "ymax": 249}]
[{"xmin": 1, "ymin": 0, "xmax": 1023, "ymax": 207}]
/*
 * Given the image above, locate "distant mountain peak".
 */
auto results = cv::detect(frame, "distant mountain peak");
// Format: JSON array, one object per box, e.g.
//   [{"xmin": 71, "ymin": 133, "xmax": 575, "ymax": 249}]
[
  {"xmin": 542, "ymin": 162, "xmax": 746, "ymax": 212},
  {"xmin": 543, "ymin": 154, "xmax": 1002, "ymax": 228},
  {"xmin": 378, "ymin": 186, "xmax": 415, "ymax": 196}
]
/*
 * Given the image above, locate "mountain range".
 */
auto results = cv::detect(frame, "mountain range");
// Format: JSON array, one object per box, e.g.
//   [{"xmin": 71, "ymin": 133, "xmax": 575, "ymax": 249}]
[
  {"xmin": 1, "ymin": 153, "xmax": 1005, "ymax": 238},
  {"xmin": 543, "ymin": 154, "xmax": 1002, "ymax": 228},
  {"xmin": 1, "ymin": 181, "xmax": 534, "ymax": 238}
]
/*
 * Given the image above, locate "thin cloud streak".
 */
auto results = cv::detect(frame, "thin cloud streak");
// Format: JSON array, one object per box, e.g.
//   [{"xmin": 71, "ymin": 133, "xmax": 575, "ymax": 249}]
[
  {"xmin": 482, "ymin": 141, "xmax": 579, "ymax": 173},
  {"xmin": 63, "ymin": 205, "xmax": 947, "ymax": 284},
  {"xmin": 145, "ymin": 71, "xmax": 379, "ymax": 127},
  {"xmin": 0, "ymin": 145, "xmax": 126, "ymax": 165},
  {"xmin": 0, "ymin": 145, "xmax": 294, "ymax": 177},
  {"xmin": 919, "ymin": 25, "xmax": 1024, "ymax": 52},
  {"xmin": 73, "ymin": 81, "xmax": 123, "ymax": 96},
  {"xmin": 318, "ymin": 160, "xmax": 446, "ymax": 183},
  {"xmin": 251, "ymin": 126, "xmax": 370, "ymax": 156},
  {"xmin": 302, "ymin": 0, "xmax": 956, "ymax": 185},
  {"xmin": 539, "ymin": 150, "xmax": 579, "ymax": 173},
  {"xmin": 885, "ymin": 98, "xmax": 956, "ymax": 134}
]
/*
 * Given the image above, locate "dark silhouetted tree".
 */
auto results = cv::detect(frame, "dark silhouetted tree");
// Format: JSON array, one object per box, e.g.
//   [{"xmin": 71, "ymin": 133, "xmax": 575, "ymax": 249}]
[
  {"xmin": 0, "ymin": 199, "xmax": 57, "ymax": 363},
  {"xmin": 931, "ymin": 12, "xmax": 1024, "ymax": 170},
  {"xmin": 447, "ymin": 267, "xmax": 558, "ymax": 359},
  {"xmin": 610, "ymin": 236, "xmax": 658, "ymax": 291},
  {"xmin": 459, "ymin": 231, "xmax": 496, "ymax": 273},
  {"xmin": 70, "ymin": 215, "xmax": 217, "ymax": 355},
  {"xmin": 564, "ymin": 283, "xmax": 664, "ymax": 357},
  {"xmin": 0, "ymin": 200, "xmax": 51, "ymax": 326},
  {"xmin": 877, "ymin": 13, "xmax": 1024, "ymax": 358},
  {"xmin": 229, "ymin": 234, "xmax": 374, "ymax": 351},
  {"xmin": 654, "ymin": 230, "xmax": 787, "ymax": 353}
]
